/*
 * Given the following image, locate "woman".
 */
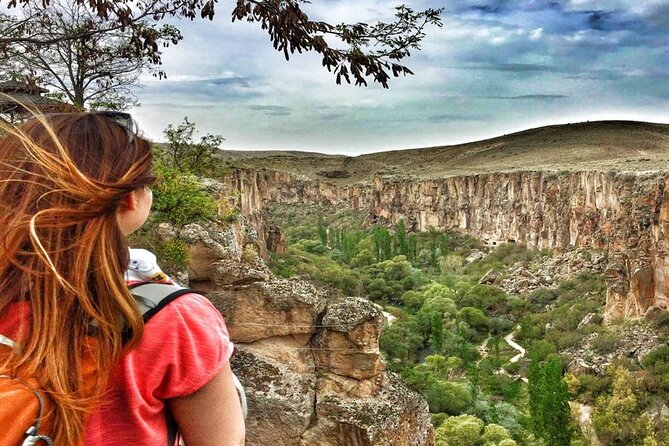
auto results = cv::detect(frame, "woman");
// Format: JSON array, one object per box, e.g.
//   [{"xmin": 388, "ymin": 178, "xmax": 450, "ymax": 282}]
[{"xmin": 0, "ymin": 112, "xmax": 245, "ymax": 445}]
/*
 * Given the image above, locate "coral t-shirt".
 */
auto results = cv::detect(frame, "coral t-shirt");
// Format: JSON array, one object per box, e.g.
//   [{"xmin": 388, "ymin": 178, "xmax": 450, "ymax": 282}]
[
  {"xmin": 85, "ymin": 291, "xmax": 233, "ymax": 445},
  {"xmin": 0, "ymin": 292, "xmax": 233, "ymax": 446}
]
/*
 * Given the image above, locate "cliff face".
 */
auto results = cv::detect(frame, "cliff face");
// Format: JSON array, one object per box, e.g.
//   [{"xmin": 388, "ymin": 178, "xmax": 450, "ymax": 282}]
[
  {"xmin": 161, "ymin": 216, "xmax": 434, "ymax": 446},
  {"xmin": 227, "ymin": 168, "xmax": 669, "ymax": 321}
]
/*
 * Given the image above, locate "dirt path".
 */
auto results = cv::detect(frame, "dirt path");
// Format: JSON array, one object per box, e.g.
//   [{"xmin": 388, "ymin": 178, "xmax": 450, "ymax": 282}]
[
  {"xmin": 477, "ymin": 328, "xmax": 528, "ymax": 382},
  {"xmin": 570, "ymin": 402, "xmax": 601, "ymax": 446},
  {"xmin": 504, "ymin": 330, "xmax": 526, "ymax": 364}
]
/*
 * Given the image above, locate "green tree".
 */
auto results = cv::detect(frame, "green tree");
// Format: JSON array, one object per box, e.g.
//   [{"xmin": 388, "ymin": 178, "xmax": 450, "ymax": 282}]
[
  {"xmin": 160, "ymin": 117, "xmax": 224, "ymax": 175},
  {"xmin": 540, "ymin": 357, "xmax": 573, "ymax": 445},
  {"xmin": 430, "ymin": 312, "xmax": 444, "ymax": 352},
  {"xmin": 379, "ymin": 318, "xmax": 423, "ymax": 366},
  {"xmin": 435, "ymin": 415, "xmax": 484, "ymax": 446},
  {"xmin": 482, "ymin": 424, "xmax": 515, "ymax": 446},
  {"xmin": 457, "ymin": 307, "xmax": 490, "ymax": 334},
  {"xmin": 527, "ymin": 357, "xmax": 543, "ymax": 437},
  {"xmin": 151, "ymin": 164, "xmax": 218, "ymax": 226},
  {"xmin": 528, "ymin": 356, "xmax": 573, "ymax": 445},
  {"xmin": 428, "ymin": 226, "xmax": 441, "ymax": 269},
  {"xmin": 593, "ymin": 365, "xmax": 655, "ymax": 445},
  {"xmin": 371, "ymin": 226, "xmax": 393, "ymax": 261},
  {"xmin": 395, "ymin": 219, "xmax": 409, "ymax": 257},
  {"xmin": 351, "ymin": 248, "xmax": 375, "ymax": 268},
  {"xmin": 407, "ymin": 233, "xmax": 418, "ymax": 263},
  {"xmin": 459, "ymin": 284, "xmax": 508, "ymax": 315},
  {"xmin": 317, "ymin": 214, "xmax": 328, "ymax": 247}
]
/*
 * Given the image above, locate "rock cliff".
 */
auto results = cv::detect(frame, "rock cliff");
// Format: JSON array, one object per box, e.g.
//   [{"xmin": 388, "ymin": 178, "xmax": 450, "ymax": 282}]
[
  {"xmin": 226, "ymin": 168, "xmax": 669, "ymax": 321},
  {"xmin": 159, "ymin": 216, "xmax": 434, "ymax": 446}
]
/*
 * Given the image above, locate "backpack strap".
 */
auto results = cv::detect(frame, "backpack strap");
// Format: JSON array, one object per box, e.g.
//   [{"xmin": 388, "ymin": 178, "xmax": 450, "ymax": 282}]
[
  {"xmin": 130, "ymin": 282, "xmax": 190, "ymax": 446},
  {"xmin": 0, "ymin": 333, "xmax": 16, "ymax": 348},
  {"xmin": 129, "ymin": 282, "xmax": 192, "ymax": 322}
]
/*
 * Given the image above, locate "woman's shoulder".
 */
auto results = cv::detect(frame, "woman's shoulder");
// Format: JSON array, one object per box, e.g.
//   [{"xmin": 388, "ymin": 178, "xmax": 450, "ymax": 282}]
[{"xmin": 123, "ymin": 289, "xmax": 234, "ymax": 399}]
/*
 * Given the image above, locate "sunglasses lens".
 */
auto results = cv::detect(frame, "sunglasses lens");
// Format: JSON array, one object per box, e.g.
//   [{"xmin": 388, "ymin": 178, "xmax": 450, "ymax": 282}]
[{"xmin": 100, "ymin": 111, "xmax": 135, "ymax": 147}]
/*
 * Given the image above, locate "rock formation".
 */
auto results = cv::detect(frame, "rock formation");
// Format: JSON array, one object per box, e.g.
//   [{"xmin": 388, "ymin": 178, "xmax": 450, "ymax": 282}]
[
  {"xmin": 159, "ymin": 216, "xmax": 434, "ymax": 446},
  {"xmin": 226, "ymin": 168, "xmax": 669, "ymax": 321}
]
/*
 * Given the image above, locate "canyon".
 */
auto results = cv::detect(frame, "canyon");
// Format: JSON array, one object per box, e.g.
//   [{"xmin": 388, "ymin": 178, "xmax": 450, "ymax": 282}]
[
  {"xmin": 224, "ymin": 123, "xmax": 669, "ymax": 322},
  {"xmin": 163, "ymin": 121, "xmax": 669, "ymax": 445}
]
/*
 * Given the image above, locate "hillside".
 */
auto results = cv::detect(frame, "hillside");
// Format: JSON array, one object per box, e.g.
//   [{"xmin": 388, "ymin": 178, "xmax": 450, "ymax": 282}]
[{"xmin": 219, "ymin": 120, "xmax": 669, "ymax": 184}]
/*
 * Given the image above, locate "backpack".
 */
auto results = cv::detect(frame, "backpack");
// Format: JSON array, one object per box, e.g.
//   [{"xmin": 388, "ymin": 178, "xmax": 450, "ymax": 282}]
[
  {"xmin": 1, "ymin": 333, "xmax": 56, "ymax": 446},
  {"xmin": 0, "ymin": 282, "xmax": 247, "ymax": 446}
]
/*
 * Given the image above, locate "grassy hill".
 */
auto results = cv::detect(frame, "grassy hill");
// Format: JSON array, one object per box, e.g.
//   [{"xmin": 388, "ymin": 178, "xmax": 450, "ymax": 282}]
[{"xmin": 219, "ymin": 120, "xmax": 669, "ymax": 184}]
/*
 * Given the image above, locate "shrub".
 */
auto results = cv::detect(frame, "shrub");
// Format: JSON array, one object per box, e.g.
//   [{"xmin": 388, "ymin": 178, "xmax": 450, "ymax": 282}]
[
  {"xmin": 284, "ymin": 225, "xmax": 319, "ymax": 244},
  {"xmin": 401, "ymin": 290, "xmax": 427, "ymax": 311},
  {"xmin": 503, "ymin": 361, "xmax": 520, "ymax": 375},
  {"xmin": 573, "ymin": 372, "xmax": 610, "ymax": 404},
  {"xmin": 590, "ymin": 331, "xmax": 620, "ymax": 355},
  {"xmin": 459, "ymin": 284, "xmax": 508, "ymax": 314},
  {"xmin": 151, "ymin": 165, "xmax": 218, "ymax": 226},
  {"xmin": 219, "ymin": 196, "xmax": 239, "ymax": 223},
  {"xmin": 435, "ymin": 415, "xmax": 484, "ymax": 446},
  {"xmin": 482, "ymin": 424, "xmax": 514, "ymax": 444},
  {"xmin": 642, "ymin": 346, "xmax": 669, "ymax": 369},
  {"xmin": 441, "ymin": 254, "xmax": 465, "ymax": 274},
  {"xmin": 423, "ymin": 379, "xmax": 474, "ymax": 415},
  {"xmin": 489, "ymin": 316, "xmax": 515, "ymax": 335},
  {"xmin": 156, "ymin": 238, "xmax": 190, "ymax": 269},
  {"xmin": 527, "ymin": 288, "xmax": 558, "ymax": 310},
  {"xmin": 432, "ymin": 413, "xmax": 448, "ymax": 428},
  {"xmin": 457, "ymin": 307, "xmax": 490, "ymax": 333},
  {"xmin": 527, "ymin": 340, "xmax": 557, "ymax": 362},
  {"xmin": 351, "ymin": 248, "xmax": 375, "ymax": 267},
  {"xmin": 292, "ymin": 239, "xmax": 328, "ymax": 255},
  {"xmin": 380, "ymin": 319, "xmax": 424, "ymax": 367}
]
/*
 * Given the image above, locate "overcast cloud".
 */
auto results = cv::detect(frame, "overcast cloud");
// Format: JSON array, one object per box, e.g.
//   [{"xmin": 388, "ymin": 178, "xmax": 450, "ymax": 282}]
[{"xmin": 130, "ymin": 0, "xmax": 669, "ymax": 154}]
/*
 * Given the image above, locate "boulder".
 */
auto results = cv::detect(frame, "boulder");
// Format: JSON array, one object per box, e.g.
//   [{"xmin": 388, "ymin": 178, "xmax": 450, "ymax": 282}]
[
  {"xmin": 313, "ymin": 297, "xmax": 385, "ymax": 380},
  {"xmin": 208, "ymin": 279, "xmax": 327, "ymax": 343},
  {"xmin": 300, "ymin": 373, "xmax": 434, "ymax": 446}
]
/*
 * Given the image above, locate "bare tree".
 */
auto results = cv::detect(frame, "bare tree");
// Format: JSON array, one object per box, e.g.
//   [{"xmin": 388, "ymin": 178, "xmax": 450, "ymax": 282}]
[
  {"xmin": 0, "ymin": 0, "xmax": 443, "ymax": 90},
  {"xmin": 1, "ymin": 0, "xmax": 181, "ymax": 109}
]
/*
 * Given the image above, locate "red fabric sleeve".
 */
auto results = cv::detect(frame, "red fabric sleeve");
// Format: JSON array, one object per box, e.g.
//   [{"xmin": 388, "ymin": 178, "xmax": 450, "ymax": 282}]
[{"xmin": 126, "ymin": 292, "xmax": 234, "ymax": 401}]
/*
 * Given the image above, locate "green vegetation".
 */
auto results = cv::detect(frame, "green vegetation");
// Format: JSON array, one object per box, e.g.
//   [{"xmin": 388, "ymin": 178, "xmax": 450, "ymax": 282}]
[
  {"xmin": 129, "ymin": 120, "xmax": 227, "ymax": 274},
  {"xmin": 151, "ymin": 164, "xmax": 219, "ymax": 226},
  {"xmin": 528, "ymin": 356, "xmax": 573, "ymax": 445},
  {"xmin": 266, "ymin": 212, "xmax": 669, "ymax": 445},
  {"xmin": 159, "ymin": 117, "xmax": 226, "ymax": 176},
  {"xmin": 155, "ymin": 238, "xmax": 190, "ymax": 269}
]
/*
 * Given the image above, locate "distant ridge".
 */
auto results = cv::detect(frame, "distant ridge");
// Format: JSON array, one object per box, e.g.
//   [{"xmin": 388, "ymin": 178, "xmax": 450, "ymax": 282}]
[{"xmin": 219, "ymin": 120, "xmax": 669, "ymax": 184}]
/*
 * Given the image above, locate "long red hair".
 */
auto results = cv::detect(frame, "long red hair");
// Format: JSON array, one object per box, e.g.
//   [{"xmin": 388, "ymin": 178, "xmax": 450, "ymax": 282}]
[{"xmin": 0, "ymin": 112, "xmax": 154, "ymax": 444}]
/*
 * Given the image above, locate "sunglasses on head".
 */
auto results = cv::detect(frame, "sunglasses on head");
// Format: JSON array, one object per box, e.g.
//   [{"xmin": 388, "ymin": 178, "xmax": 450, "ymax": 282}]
[{"xmin": 96, "ymin": 111, "xmax": 136, "ymax": 149}]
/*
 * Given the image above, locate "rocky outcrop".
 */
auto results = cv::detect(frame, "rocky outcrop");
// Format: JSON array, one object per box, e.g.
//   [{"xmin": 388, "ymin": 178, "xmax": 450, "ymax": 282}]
[
  {"xmin": 565, "ymin": 320, "xmax": 660, "ymax": 375},
  {"xmin": 266, "ymin": 224, "xmax": 287, "ymax": 254},
  {"xmin": 484, "ymin": 247, "xmax": 608, "ymax": 295},
  {"xmin": 159, "ymin": 217, "xmax": 434, "ymax": 446},
  {"xmin": 226, "ymin": 168, "xmax": 669, "ymax": 321}
]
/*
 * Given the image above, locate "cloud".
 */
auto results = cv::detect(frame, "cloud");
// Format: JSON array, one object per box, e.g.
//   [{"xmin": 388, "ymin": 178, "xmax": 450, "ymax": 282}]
[
  {"xmin": 318, "ymin": 112, "xmax": 346, "ymax": 120},
  {"xmin": 244, "ymin": 105, "xmax": 293, "ymax": 116},
  {"xmin": 427, "ymin": 113, "xmax": 485, "ymax": 123},
  {"xmin": 454, "ymin": 63, "xmax": 567, "ymax": 73},
  {"xmin": 141, "ymin": 102, "xmax": 216, "ymax": 110},
  {"xmin": 485, "ymin": 94, "xmax": 569, "ymax": 100}
]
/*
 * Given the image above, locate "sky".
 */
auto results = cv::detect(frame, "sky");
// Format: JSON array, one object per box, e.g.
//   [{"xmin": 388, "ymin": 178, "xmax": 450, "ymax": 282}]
[{"xmin": 130, "ymin": 0, "xmax": 669, "ymax": 155}]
